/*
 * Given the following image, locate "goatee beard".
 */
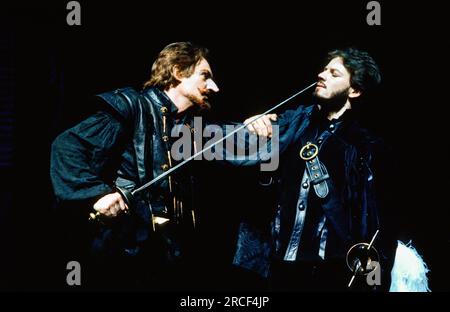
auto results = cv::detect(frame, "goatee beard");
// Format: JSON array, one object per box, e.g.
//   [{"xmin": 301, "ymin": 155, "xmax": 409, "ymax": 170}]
[
  {"xmin": 196, "ymin": 100, "xmax": 211, "ymax": 111},
  {"xmin": 187, "ymin": 94, "xmax": 211, "ymax": 112}
]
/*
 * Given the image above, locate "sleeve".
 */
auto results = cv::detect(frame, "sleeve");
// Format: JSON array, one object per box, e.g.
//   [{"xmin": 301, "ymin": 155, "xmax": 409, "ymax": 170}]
[
  {"xmin": 50, "ymin": 110, "xmax": 128, "ymax": 202},
  {"xmin": 215, "ymin": 107, "xmax": 301, "ymax": 169}
]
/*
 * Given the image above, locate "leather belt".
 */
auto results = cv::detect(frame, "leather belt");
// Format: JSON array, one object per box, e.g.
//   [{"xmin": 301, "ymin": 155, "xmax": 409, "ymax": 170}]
[{"xmin": 284, "ymin": 122, "xmax": 341, "ymax": 261}]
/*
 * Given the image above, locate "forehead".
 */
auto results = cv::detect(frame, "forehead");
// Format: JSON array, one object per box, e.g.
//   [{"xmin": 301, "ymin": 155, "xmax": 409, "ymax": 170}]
[
  {"xmin": 194, "ymin": 58, "xmax": 212, "ymax": 72},
  {"xmin": 326, "ymin": 57, "xmax": 350, "ymax": 75}
]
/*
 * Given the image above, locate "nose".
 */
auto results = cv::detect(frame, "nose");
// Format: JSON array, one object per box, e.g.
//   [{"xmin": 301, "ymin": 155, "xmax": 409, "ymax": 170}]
[
  {"xmin": 317, "ymin": 70, "xmax": 326, "ymax": 81},
  {"xmin": 206, "ymin": 79, "xmax": 219, "ymax": 93}
]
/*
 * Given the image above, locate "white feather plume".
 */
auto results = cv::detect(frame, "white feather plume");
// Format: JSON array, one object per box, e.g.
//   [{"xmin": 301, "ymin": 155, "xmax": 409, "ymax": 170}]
[{"xmin": 389, "ymin": 240, "xmax": 431, "ymax": 292}]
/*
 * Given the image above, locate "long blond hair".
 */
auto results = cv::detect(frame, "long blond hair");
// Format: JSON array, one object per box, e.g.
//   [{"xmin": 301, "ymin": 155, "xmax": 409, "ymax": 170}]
[{"xmin": 143, "ymin": 42, "xmax": 209, "ymax": 90}]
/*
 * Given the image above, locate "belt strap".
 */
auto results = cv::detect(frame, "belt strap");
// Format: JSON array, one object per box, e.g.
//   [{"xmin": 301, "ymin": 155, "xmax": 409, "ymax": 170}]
[
  {"xmin": 283, "ymin": 121, "xmax": 341, "ymax": 261},
  {"xmin": 300, "ymin": 126, "xmax": 337, "ymax": 197}
]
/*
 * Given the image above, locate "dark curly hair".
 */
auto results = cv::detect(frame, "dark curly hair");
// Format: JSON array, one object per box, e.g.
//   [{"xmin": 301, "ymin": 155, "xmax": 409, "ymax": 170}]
[{"xmin": 326, "ymin": 47, "xmax": 381, "ymax": 99}]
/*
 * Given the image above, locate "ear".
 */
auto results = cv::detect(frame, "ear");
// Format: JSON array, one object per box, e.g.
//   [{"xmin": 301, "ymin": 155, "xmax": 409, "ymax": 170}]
[
  {"xmin": 348, "ymin": 87, "xmax": 361, "ymax": 99},
  {"xmin": 172, "ymin": 65, "xmax": 184, "ymax": 81}
]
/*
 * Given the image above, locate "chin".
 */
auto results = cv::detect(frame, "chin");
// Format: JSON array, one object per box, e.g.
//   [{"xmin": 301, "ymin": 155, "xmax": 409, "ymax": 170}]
[
  {"xmin": 196, "ymin": 101, "xmax": 211, "ymax": 111},
  {"xmin": 314, "ymin": 89, "xmax": 324, "ymax": 98},
  {"xmin": 313, "ymin": 93, "xmax": 326, "ymax": 101}
]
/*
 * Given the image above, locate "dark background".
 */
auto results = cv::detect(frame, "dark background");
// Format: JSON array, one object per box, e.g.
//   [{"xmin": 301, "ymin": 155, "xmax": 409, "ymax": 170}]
[{"xmin": 1, "ymin": 0, "xmax": 448, "ymax": 293}]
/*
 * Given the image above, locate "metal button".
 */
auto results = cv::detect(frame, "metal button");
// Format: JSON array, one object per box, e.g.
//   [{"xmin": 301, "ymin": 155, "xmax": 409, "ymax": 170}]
[
  {"xmin": 302, "ymin": 182, "xmax": 309, "ymax": 189},
  {"xmin": 299, "ymin": 203, "xmax": 305, "ymax": 210},
  {"xmin": 160, "ymin": 107, "xmax": 168, "ymax": 113},
  {"xmin": 329, "ymin": 124, "xmax": 335, "ymax": 130},
  {"xmin": 317, "ymin": 139, "xmax": 323, "ymax": 144},
  {"xmin": 162, "ymin": 135, "xmax": 169, "ymax": 142},
  {"xmin": 161, "ymin": 164, "xmax": 169, "ymax": 171}
]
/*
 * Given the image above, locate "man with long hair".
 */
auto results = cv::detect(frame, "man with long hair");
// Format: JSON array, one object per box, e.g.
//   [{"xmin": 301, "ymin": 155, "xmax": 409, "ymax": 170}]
[{"xmin": 51, "ymin": 42, "xmax": 220, "ymax": 290}]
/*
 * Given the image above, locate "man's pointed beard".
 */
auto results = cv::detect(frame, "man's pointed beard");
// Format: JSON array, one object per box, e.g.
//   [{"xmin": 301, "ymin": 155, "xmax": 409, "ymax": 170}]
[
  {"xmin": 195, "ymin": 99, "xmax": 211, "ymax": 111},
  {"xmin": 187, "ymin": 94, "xmax": 211, "ymax": 111},
  {"xmin": 313, "ymin": 87, "xmax": 349, "ymax": 113}
]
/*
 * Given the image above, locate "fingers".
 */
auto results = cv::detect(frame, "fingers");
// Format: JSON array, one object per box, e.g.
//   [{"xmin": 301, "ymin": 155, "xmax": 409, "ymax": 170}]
[
  {"xmin": 253, "ymin": 116, "xmax": 272, "ymax": 137},
  {"xmin": 244, "ymin": 115, "xmax": 261, "ymax": 133},
  {"xmin": 245, "ymin": 118, "xmax": 257, "ymax": 134},
  {"xmin": 118, "ymin": 196, "xmax": 127, "ymax": 211},
  {"xmin": 258, "ymin": 118, "xmax": 269, "ymax": 137},
  {"xmin": 260, "ymin": 116, "xmax": 273, "ymax": 137},
  {"xmin": 245, "ymin": 114, "xmax": 276, "ymax": 137},
  {"xmin": 93, "ymin": 192, "xmax": 125, "ymax": 217}
]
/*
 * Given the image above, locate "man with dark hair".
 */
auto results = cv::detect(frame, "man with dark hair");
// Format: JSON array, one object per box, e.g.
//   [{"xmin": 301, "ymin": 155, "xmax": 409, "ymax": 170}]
[
  {"xmin": 236, "ymin": 47, "xmax": 395, "ymax": 291},
  {"xmin": 50, "ymin": 42, "xmax": 220, "ymax": 290}
]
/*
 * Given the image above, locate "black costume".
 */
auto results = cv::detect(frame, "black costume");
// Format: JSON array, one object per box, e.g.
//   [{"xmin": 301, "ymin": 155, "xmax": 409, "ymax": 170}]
[
  {"xmin": 51, "ymin": 87, "xmax": 199, "ymax": 289},
  {"xmin": 233, "ymin": 104, "xmax": 395, "ymax": 291}
]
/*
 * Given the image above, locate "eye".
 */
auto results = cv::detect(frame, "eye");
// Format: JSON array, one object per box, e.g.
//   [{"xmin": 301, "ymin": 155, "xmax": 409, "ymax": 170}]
[
  {"xmin": 202, "ymin": 72, "xmax": 212, "ymax": 79},
  {"xmin": 331, "ymin": 70, "xmax": 340, "ymax": 77}
]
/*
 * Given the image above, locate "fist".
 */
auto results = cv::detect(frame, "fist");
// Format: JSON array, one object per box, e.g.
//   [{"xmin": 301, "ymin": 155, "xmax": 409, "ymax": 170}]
[
  {"xmin": 93, "ymin": 192, "xmax": 128, "ymax": 217},
  {"xmin": 244, "ymin": 114, "xmax": 277, "ymax": 137}
]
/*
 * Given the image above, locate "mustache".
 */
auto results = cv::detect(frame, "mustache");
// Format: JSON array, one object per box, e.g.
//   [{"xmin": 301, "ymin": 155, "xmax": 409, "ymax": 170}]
[{"xmin": 316, "ymin": 81, "xmax": 326, "ymax": 88}]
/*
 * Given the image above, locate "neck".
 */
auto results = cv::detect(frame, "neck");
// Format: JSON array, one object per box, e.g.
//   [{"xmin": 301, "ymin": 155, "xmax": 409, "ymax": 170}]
[
  {"xmin": 325, "ymin": 100, "xmax": 352, "ymax": 121},
  {"xmin": 164, "ymin": 88, "xmax": 193, "ymax": 115}
]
